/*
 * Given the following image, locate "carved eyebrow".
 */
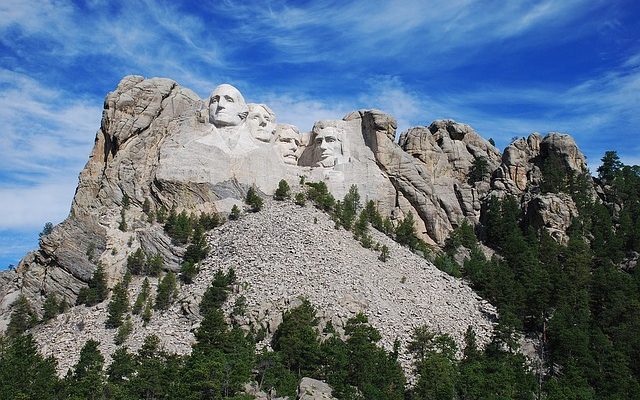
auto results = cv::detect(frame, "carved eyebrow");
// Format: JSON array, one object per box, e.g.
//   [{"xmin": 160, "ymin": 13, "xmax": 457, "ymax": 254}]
[
  {"xmin": 224, "ymin": 95, "xmax": 234, "ymax": 102},
  {"xmin": 211, "ymin": 95, "xmax": 220, "ymax": 102}
]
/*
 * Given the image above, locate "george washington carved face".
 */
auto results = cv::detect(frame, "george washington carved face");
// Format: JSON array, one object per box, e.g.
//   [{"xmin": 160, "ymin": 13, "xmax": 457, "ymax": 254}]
[{"xmin": 208, "ymin": 84, "xmax": 249, "ymax": 127}]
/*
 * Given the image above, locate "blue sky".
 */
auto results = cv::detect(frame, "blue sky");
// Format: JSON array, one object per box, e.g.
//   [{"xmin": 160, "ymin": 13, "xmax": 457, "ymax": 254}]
[{"xmin": 1, "ymin": 0, "xmax": 639, "ymax": 268}]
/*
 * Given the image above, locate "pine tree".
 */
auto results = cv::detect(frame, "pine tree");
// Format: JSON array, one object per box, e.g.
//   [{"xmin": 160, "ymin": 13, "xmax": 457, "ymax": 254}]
[
  {"xmin": 39, "ymin": 222, "xmax": 53, "ymax": 238},
  {"xmin": 245, "ymin": 186, "xmax": 264, "ymax": 212},
  {"xmin": 106, "ymin": 282, "xmax": 129, "ymax": 328},
  {"xmin": 540, "ymin": 153, "xmax": 568, "ymax": 193},
  {"xmin": 7, "ymin": 295, "xmax": 38, "ymax": 337},
  {"xmin": 154, "ymin": 272, "xmax": 177, "ymax": 310},
  {"xmin": 365, "ymin": 200, "xmax": 383, "ymax": 230},
  {"xmin": 183, "ymin": 225, "xmax": 209, "ymax": 265},
  {"xmin": 597, "ymin": 151, "xmax": 623, "ymax": 182},
  {"xmin": 271, "ymin": 299, "xmax": 320, "ymax": 377},
  {"xmin": 66, "ymin": 339, "xmax": 106, "ymax": 399},
  {"xmin": 114, "ymin": 318, "xmax": 133, "ymax": 345},
  {"xmin": 76, "ymin": 264, "xmax": 109, "ymax": 306},
  {"xmin": 133, "ymin": 277, "xmax": 150, "ymax": 315},
  {"xmin": 395, "ymin": 212, "xmax": 419, "ymax": 250},
  {"xmin": 142, "ymin": 198, "xmax": 151, "ymax": 215},
  {"xmin": 0, "ymin": 334, "xmax": 59, "ymax": 400},
  {"xmin": 122, "ymin": 193, "xmax": 130, "ymax": 209},
  {"xmin": 229, "ymin": 204, "xmax": 241, "ymax": 220},
  {"xmin": 126, "ymin": 248, "xmax": 146, "ymax": 275},
  {"xmin": 409, "ymin": 326, "xmax": 458, "ymax": 400},
  {"xmin": 274, "ymin": 179, "xmax": 291, "ymax": 200},
  {"xmin": 379, "ymin": 245, "xmax": 390, "ymax": 262},
  {"xmin": 118, "ymin": 207, "xmax": 127, "ymax": 232},
  {"xmin": 107, "ymin": 346, "xmax": 136, "ymax": 385},
  {"xmin": 200, "ymin": 269, "xmax": 235, "ymax": 315},
  {"xmin": 42, "ymin": 293, "xmax": 61, "ymax": 322},
  {"xmin": 339, "ymin": 185, "xmax": 360, "ymax": 229},
  {"xmin": 142, "ymin": 299, "xmax": 153, "ymax": 325},
  {"xmin": 468, "ymin": 156, "xmax": 490, "ymax": 184},
  {"xmin": 156, "ymin": 205, "xmax": 167, "ymax": 223},
  {"xmin": 146, "ymin": 253, "xmax": 163, "ymax": 276},
  {"xmin": 294, "ymin": 192, "xmax": 306, "ymax": 206},
  {"xmin": 353, "ymin": 209, "xmax": 369, "ymax": 239}
]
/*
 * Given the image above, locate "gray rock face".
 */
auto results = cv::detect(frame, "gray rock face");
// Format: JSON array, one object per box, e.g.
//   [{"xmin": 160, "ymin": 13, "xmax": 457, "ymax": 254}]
[
  {"xmin": 492, "ymin": 132, "xmax": 588, "ymax": 195},
  {"xmin": 298, "ymin": 377, "xmax": 336, "ymax": 400},
  {"xmin": 525, "ymin": 193, "xmax": 578, "ymax": 244},
  {"xmin": 0, "ymin": 75, "xmax": 594, "ymax": 343},
  {"xmin": 348, "ymin": 113, "xmax": 500, "ymax": 244}
]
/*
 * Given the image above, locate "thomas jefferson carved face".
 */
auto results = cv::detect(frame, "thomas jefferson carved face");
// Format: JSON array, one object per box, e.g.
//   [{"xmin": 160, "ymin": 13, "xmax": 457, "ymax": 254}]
[
  {"xmin": 208, "ymin": 84, "xmax": 249, "ymax": 127},
  {"xmin": 275, "ymin": 124, "xmax": 301, "ymax": 165},
  {"xmin": 247, "ymin": 104, "xmax": 276, "ymax": 142},
  {"xmin": 312, "ymin": 121, "xmax": 343, "ymax": 168}
]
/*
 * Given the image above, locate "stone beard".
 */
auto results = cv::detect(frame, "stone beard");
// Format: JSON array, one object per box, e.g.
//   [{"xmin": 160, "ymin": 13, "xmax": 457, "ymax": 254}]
[{"xmin": 310, "ymin": 121, "xmax": 345, "ymax": 168}]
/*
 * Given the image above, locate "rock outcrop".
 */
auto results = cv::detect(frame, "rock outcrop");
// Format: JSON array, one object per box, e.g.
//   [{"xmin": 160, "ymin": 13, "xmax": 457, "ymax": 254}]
[
  {"xmin": 491, "ymin": 132, "xmax": 588, "ymax": 195},
  {"xmin": 0, "ymin": 75, "xmax": 596, "ymax": 353},
  {"xmin": 297, "ymin": 377, "xmax": 336, "ymax": 400},
  {"xmin": 348, "ymin": 113, "xmax": 500, "ymax": 244}
]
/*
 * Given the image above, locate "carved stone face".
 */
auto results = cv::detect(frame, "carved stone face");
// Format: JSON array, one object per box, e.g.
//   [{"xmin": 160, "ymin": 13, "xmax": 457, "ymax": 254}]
[
  {"xmin": 247, "ymin": 104, "xmax": 276, "ymax": 142},
  {"xmin": 208, "ymin": 84, "xmax": 248, "ymax": 127},
  {"xmin": 276, "ymin": 124, "xmax": 301, "ymax": 165},
  {"xmin": 312, "ymin": 123, "xmax": 342, "ymax": 167}
]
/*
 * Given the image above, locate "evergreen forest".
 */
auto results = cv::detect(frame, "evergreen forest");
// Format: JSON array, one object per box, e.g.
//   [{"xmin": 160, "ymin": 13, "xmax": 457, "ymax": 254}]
[{"xmin": 2, "ymin": 151, "xmax": 640, "ymax": 399}]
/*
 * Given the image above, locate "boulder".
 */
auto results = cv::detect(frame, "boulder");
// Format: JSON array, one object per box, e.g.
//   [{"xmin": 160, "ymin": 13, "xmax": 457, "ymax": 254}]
[{"xmin": 297, "ymin": 378, "xmax": 336, "ymax": 400}]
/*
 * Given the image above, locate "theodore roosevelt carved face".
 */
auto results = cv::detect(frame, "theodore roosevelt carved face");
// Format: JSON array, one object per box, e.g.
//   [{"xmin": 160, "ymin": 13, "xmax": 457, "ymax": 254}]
[
  {"xmin": 275, "ymin": 124, "xmax": 301, "ymax": 165},
  {"xmin": 247, "ymin": 104, "xmax": 276, "ymax": 142},
  {"xmin": 311, "ymin": 121, "xmax": 343, "ymax": 168},
  {"xmin": 208, "ymin": 84, "xmax": 249, "ymax": 127}
]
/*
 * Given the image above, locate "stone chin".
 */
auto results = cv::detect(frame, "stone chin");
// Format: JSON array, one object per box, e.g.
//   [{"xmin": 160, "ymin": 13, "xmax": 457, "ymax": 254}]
[
  {"xmin": 282, "ymin": 154, "xmax": 298, "ymax": 165},
  {"xmin": 315, "ymin": 156, "xmax": 336, "ymax": 168},
  {"xmin": 252, "ymin": 128, "xmax": 273, "ymax": 143},
  {"xmin": 209, "ymin": 110, "xmax": 244, "ymax": 127}
]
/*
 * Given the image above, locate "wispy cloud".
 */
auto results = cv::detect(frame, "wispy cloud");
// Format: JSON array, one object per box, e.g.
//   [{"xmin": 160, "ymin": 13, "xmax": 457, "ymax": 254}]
[
  {"xmin": 0, "ymin": 69, "xmax": 100, "ymax": 230},
  {"xmin": 209, "ymin": 0, "xmax": 601, "ymax": 67}
]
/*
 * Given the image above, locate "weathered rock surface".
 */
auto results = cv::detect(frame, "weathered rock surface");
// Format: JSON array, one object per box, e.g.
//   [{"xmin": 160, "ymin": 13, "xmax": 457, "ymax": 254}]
[
  {"xmin": 31, "ymin": 200, "xmax": 496, "ymax": 375},
  {"xmin": 0, "ymin": 75, "xmax": 597, "ymax": 363},
  {"xmin": 297, "ymin": 377, "xmax": 336, "ymax": 400},
  {"xmin": 491, "ymin": 132, "xmax": 588, "ymax": 195},
  {"xmin": 525, "ymin": 193, "xmax": 578, "ymax": 244},
  {"xmin": 348, "ymin": 113, "xmax": 500, "ymax": 244}
]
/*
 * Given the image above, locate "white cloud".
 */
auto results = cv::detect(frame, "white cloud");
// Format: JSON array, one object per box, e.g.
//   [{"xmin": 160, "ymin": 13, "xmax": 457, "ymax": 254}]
[
  {"xmin": 0, "ymin": 179, "xmax": 76, "ymax": 230},
  {"xmin": 211, "ymin": 0, "xmax": 600, "ymax": 66},
  {"xmin": 263, "ymin": 94, "xmax": 349, "ymax": 132},
  {"xmin": 0, "ymin": 69, "xmax": 100, "ymax": 229}
]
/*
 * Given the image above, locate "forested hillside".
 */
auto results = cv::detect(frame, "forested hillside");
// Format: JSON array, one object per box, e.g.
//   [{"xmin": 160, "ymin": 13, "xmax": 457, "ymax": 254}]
[{"xmin": 1, "ymin": 151, "xmax": 639, "ymax": 399}]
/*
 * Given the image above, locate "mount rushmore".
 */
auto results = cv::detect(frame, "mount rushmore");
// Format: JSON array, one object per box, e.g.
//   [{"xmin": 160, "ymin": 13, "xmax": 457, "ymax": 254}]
[{"xmin": 0, "ymin": 75, "xmax": 589, "ymax": 342}]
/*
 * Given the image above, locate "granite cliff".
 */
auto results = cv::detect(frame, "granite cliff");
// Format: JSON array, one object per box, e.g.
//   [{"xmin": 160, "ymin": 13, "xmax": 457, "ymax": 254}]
[{"xmin": 0, "ymin": 76, "xmax": 598, "ymax": 371}]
